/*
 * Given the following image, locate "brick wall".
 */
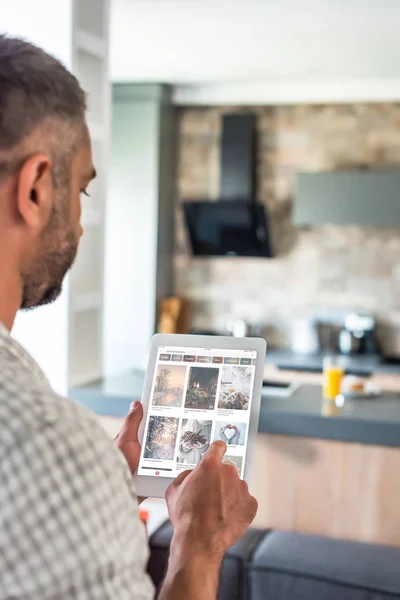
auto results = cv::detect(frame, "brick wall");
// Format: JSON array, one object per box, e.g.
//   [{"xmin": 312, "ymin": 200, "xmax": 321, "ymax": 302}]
[{"xmin": 174, "ymin": 104, "xmax": 400, "ymax": 350}]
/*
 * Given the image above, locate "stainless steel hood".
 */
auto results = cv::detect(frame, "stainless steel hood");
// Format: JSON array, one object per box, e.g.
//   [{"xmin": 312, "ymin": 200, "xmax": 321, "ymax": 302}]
[{"xmin": 294, "ymin": 172, "xmax": 400, "ymax": 227}]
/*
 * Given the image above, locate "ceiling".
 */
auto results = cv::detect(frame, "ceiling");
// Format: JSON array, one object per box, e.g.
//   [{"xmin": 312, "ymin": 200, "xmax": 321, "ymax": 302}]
[{"xmin": 110, "ymin": 0, "xmax": 400, "ymax": 104}]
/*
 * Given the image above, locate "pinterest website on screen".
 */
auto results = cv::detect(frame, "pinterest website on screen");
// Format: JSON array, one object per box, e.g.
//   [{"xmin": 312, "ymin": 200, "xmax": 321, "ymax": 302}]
[{"xmin": 138, "ymin": 345, "xmax": 257, "ymax": 479}]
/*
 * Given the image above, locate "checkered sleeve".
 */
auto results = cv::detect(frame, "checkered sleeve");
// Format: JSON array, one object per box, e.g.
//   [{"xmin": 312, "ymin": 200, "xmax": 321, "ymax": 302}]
[{"xmin": 0, "ymin": 397, "xmax": 155, "ymax": 599}]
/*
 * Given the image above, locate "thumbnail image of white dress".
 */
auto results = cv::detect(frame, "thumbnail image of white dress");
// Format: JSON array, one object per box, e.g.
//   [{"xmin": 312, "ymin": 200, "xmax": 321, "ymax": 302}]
[{"xmin": 177, "ymin": 419, "xmax": 212, "ymax": 465}]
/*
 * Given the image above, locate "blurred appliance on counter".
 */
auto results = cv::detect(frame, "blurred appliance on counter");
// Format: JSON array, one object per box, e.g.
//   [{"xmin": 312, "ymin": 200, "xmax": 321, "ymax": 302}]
[
  {"xmin": 338, "ymin": 328, "xmax": 360, "ymax": 355},
  {"xmin": 226, "ymin": 320, "xmax": 261, "ymax": 338},
  {"xmin": 190, "ymin": 329, "xmax": 218, "ymax": 336},
  {"xmin": 338, "ymin": 312, "xmax": 380, "ymax": 356},
  {"xmin": 378, "ymin": 322, "xmax": 400, "ymax": 361},
  {"xmin": 290, "ymin": 317, "xmax": 320, "ymax": 355}
]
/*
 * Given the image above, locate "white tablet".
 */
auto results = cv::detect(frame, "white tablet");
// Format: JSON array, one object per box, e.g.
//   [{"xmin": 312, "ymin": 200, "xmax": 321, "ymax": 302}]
[{"xmin": 134, "ymin": 334, "xmax": 266, "ymax": 498}]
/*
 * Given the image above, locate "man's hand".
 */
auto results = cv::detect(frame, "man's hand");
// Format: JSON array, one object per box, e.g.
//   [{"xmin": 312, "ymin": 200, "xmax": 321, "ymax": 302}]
[
  {"xmin": 159, "ymin": 441, "xmax": 258, "ymax": 600},
  {"xmin": 167, "ymin": 440, "xmax": 257, "ymax": 556},
  {"xmin": 114, "ymin": 401, "xmax": 143, "ymax": 475},
  {"xmin": 115, "ymin": 401, "xmax": 147, "ymax": 505}
]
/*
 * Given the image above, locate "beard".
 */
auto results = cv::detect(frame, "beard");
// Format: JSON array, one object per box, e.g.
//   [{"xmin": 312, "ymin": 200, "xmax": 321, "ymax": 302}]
[{"xmin": 20, "ymin": 205, "xmax": 79, "ymax": 310}]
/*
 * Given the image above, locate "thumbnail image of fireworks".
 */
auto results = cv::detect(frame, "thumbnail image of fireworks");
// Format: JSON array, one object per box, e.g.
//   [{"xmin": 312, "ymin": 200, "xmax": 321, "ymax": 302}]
[{"xmin": 143, "ymin": 416, "xmax": 179, "ymax": 460}]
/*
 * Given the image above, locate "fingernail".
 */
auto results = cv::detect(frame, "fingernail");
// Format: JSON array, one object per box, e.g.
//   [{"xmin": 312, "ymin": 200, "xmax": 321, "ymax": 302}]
[{"xmin": 130, "ymin": 401, "xmax": 140, "ymax": 410}]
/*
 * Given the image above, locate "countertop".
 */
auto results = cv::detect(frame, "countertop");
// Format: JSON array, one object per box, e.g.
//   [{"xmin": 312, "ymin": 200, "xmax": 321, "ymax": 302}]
[
  {"xmin": 70, "ymin": 361, "xmax": 400, "ymax": 448},
  {"xmin": 259, "ymin": 385, "xmax": 400, "ymax": 447},
  {"xmin": 71, "ymin": 370, "xmax": 144, "ymax": 417},
  {"xmin": 265, "ymin": 349, "xmax": 400, "ymax": 376}
]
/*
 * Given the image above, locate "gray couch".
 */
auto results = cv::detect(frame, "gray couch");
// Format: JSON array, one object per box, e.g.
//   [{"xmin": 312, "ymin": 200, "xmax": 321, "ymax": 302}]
[{"xmin": 148, "ymin": 521, "xmax": 400, "ymax": 599}]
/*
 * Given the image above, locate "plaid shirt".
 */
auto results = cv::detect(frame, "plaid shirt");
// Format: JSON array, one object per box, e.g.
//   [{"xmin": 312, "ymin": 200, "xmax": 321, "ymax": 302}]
[{"xmin": 0, "ymin": 323, "xmax": 154, "ymax": 599}]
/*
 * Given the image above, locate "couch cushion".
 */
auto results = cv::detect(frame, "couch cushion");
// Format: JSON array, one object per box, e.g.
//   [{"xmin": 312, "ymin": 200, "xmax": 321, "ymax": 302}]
[
  {"xmin": 147, "ymin": 520, "xmax": 173, "ymax": 590},
  {"xmin": 250, "ymin": 531, "xmax": 400, "ymax": 600},
  {"xmin": 218, "ymin": 527, "xmax": 266, "ymax": 600},
  {"xmin": 148, "ymin": 520, "xmax": 266, "ymax": 599}
]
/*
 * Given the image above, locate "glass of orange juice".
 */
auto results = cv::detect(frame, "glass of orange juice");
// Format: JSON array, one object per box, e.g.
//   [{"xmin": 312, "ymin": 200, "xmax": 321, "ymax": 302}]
[{"xmin": 323, "ymin": 355, "xmax": 345, "ymax": 400}]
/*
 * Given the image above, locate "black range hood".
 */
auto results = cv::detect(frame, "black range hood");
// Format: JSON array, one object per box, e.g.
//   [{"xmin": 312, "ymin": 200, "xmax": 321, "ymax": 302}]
[{"xmin": 182, "ymin": 113, "xmax": 273, "ymax": 258}]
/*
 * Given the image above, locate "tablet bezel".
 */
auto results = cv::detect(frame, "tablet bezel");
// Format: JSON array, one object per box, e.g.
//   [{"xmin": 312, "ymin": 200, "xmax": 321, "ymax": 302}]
[{"xmin": 134, "ymin": 333, "xmax": 267, "ymax": 498}]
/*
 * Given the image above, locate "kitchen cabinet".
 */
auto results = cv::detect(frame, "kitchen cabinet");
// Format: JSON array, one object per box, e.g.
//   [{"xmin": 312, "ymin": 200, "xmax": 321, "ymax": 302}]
[
  {"xmin": 252, "ymin": 433, "xmax": 400, "ymax": 547},
  {"xmin": 295, "ymin": 172, "xmax": 400, "ymax": 227}
]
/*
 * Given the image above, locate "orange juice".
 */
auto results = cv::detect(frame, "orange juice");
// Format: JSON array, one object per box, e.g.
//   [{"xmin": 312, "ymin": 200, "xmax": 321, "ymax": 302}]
[{"xmin": 323, "ymin": 360, "xmax": 344, "ymax": 400}]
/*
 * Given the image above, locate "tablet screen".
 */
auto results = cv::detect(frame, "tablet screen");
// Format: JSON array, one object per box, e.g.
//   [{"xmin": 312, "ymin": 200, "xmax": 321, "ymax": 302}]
[{"xmin": 138, "ymin": 345, "xmax": 258, "ymax": 479}]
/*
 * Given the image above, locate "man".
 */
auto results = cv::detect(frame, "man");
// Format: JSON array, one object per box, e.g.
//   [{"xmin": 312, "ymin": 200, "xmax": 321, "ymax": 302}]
[{"xmin": 0, "ymin": 34, "xmax": 258, "ymax": 599}]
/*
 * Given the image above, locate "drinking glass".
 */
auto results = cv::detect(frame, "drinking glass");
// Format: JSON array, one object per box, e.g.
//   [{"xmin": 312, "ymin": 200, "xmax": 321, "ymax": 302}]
[{"xmin": 323, "ymin": 355, "xmax": 345, "ymax": 400}]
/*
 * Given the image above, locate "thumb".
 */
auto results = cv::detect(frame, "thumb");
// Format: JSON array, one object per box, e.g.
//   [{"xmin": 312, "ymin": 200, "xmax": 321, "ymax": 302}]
[{"xmin": 119, "ymin": 401, "xmax": 143, "ymax": 441}]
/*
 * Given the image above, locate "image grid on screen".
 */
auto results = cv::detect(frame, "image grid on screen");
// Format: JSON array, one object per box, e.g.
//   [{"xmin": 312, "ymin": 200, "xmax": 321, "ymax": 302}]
[{"xmin": 138, "ymin": 346, "xmax": 257, "ymax": 479}]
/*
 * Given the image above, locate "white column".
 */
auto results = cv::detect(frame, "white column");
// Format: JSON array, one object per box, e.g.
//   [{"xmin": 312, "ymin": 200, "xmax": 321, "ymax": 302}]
[
  {"xmin": 104, "ymin": 85, "xmax": 160, "ymax": 375},
  {"xmin": 68, "ymin": 0, "xmax": 110, "ymax": 388},
  {"xmin": 104, "ymin": 85, "xmax": 176, "ymax": 377}
]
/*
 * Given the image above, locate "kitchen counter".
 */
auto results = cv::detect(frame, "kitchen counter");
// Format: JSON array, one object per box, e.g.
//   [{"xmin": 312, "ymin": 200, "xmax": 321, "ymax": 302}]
[
  {"xmin": 71, "ymin": 363, "xmax": 400, "ymax": 545},
  {"xmin": 70, "ymin": 365, "xmax": 400, "ymax": 449},
  {"xmin": 70, "ymin": 370, "xmax": 144, "ymax": 417},
  {"xmin": 259, "ymin": 384, "xmax": 400, "ymax": 447},
  {"xmin": 265, "ymin": 349, "xmax": 400, "ymax": 376}
]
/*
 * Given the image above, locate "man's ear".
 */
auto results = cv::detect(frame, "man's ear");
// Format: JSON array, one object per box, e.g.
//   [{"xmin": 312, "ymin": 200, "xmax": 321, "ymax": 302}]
[{"xmin": 16, "ymin": 154, "xmax": 54, "ymax": 231}]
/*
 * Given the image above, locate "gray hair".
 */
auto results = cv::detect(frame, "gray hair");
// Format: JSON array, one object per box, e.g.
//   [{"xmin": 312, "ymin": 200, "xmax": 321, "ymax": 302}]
[{"xmin": 0, "ymin": 34, "xmax": 86, "ymax": 183}]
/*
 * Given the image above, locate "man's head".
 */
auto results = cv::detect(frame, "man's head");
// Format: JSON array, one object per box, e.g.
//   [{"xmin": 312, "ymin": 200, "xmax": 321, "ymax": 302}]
[{"xmin": 0, "ymin": 35, "xmax": 95, "ymax": 313}]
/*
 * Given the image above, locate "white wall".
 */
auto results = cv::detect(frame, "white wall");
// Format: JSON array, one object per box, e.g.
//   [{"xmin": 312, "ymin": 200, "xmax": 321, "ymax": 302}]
[
  {"xmin": 1, "ymin": 1, "xmax": 74, "ymax": 62},
  {"xmin": 173, "ymin": 80, "xmax": 400, "ymax": 106},
  {"xmin": 110, "ymin": 0, "xmax": 400, "ymax": 105},
  {"xmin": 1, "ymin": 0, "xmax": 73, "ymax": 394},
  {"xmin": 104, "ymin": 85, "xmax": 160, "ymax": 376}
]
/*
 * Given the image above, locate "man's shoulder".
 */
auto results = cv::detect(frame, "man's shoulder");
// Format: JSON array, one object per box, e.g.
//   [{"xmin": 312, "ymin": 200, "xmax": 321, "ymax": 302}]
[
  {"xmin": 0, "ymin": 332, "xmax": 109, "ymax": 454},
  {"xmin": 0, "ymin": 328, "xmax": 154, "ymax": 598},
  {"xmin": 0, "ymin": 340, "xmax": 134, "ymax": 500}
]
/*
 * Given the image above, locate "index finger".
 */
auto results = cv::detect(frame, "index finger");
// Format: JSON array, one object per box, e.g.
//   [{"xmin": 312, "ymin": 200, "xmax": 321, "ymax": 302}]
[{"xmin": 203, "ymin": 440, "xmax": 227, "ymax": 462}]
